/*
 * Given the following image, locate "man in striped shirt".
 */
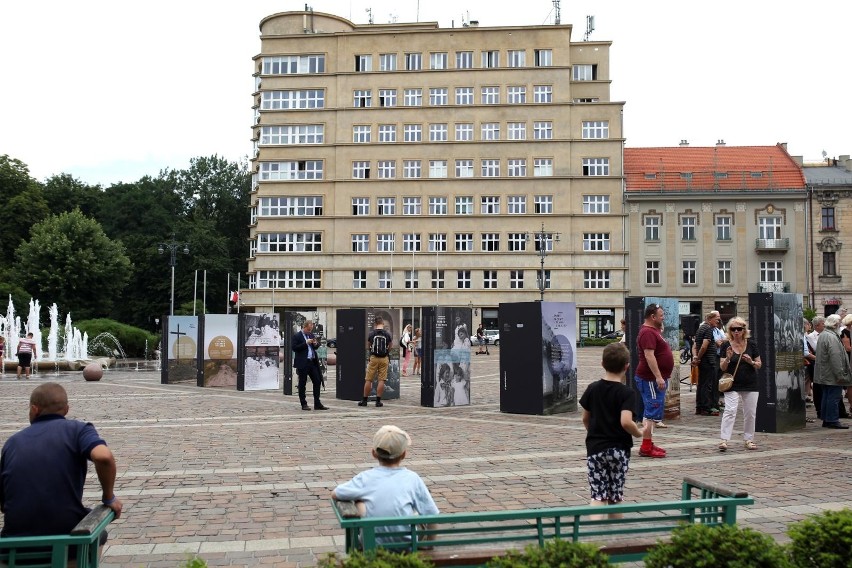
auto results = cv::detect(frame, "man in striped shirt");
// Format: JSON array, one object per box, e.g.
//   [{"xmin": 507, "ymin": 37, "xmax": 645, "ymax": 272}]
[{"xmin": 16, "ymin": 333, "xmax": 37, "ymax": 380}]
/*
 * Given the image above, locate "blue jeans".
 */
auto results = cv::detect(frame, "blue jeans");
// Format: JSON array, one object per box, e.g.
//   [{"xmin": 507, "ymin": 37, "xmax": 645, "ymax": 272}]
[{"xmin": 821, "ymin": 384, "xmax": 843, "ymax": 424}]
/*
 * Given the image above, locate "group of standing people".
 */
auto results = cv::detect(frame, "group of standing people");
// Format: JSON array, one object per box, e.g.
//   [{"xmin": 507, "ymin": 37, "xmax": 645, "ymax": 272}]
[
  {"xmin": 807, "ymin": 312, "xmax": 852, "ymax": 429},
  {"xmin": 401, "ymin": 324, "xmax": 422, "ymax": 377}
]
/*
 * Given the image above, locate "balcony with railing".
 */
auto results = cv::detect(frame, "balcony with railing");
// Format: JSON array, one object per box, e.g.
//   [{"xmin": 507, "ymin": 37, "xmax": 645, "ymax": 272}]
[
  {"xmin": 756, "ymin": 282, "xmax": 790, "ymax": 293},
  {"xmin": 755, "ymin": 238, "xmax": 789, "ymax": 252}
]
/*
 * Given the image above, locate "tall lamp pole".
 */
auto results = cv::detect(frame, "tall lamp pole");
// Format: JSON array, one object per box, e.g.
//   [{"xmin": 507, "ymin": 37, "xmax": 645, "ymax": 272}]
[
  {"xmin": 531, "ymin": 223, "xmax": 561, "ymax": 302},
  {"xmin": 158, "ymin": 235, "xmax": 190, "ymax": 316}
]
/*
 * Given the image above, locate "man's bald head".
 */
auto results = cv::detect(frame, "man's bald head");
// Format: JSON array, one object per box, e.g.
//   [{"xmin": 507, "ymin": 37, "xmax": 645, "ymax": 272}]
[{"xmin": 30, "ymin": 382, "xmax": 69, "ymax": 420}]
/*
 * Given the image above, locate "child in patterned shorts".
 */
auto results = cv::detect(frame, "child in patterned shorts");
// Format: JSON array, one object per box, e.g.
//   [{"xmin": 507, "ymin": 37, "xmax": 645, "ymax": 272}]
[{"xmin": 579, "ymin": 342, "xmax": 643, "ymax": 518}]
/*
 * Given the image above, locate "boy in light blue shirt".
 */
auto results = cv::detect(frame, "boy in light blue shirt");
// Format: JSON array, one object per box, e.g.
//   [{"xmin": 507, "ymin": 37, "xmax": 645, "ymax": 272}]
[{"xmin": 332, "ymin": 425, "xmax": 439, "ymax": 544}]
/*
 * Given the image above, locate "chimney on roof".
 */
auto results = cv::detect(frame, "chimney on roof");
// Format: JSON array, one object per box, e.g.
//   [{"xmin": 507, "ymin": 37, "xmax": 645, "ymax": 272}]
[
  {"xmin": 716, "ymin": 139, "xmax": 726, "ymax": 146},
  {"xmin": 469, "ymin": 20, "xmax": 479, "ymax": 27},
  {"xmin": 842, "ymin": 156, "xmax": 852, "ymax": 172},
  {"xmin": 791, "ymin": 155, "xmax": 804, "ymax": 166},
  {"xmin": 679, "ymin": 140, "xmax": 689, "ymax": 147},
  {"xmin": 779, "ymin": 142, "xmax": 788, "ymax": 151}
]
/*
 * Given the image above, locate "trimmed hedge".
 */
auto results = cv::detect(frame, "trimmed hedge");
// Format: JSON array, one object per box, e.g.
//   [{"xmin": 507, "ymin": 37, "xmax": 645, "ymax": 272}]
[
  {"xmin": 318, "ymin": 550, "xmax": 435, "ymax": 568},
  {"xmin": 644, "ymin": 523, "xmax": 790, "ymax": 568},
  {"xmin": 787, "ymin": 508, "xmax": 852, "ymax": 568},
  {"xmin": 74, "ymin": 319, "xmax": 159, "ymax": 359},
  {"xmin": 486, "ymin": 540, "xmax": 610, "ymax": 567}
]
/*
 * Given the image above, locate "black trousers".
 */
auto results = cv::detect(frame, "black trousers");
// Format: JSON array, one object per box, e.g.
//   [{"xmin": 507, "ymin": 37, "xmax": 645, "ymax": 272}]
[
  {"xmin": 297, "ymin": 359, "xmax": 322, "ymax": 406},
  {"xmin": 696, "ymin": 361, "xmax": 718, "ymax": 411}
]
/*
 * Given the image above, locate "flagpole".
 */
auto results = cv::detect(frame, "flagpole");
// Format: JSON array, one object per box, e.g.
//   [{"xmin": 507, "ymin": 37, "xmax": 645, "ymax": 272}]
[
  {"xmin": 203, "ymin": 270, "xmax": 207, "ymax": 314},
  {"xmin": 193, "ymin": 270, "xmax": 198, "ymax": 315}
]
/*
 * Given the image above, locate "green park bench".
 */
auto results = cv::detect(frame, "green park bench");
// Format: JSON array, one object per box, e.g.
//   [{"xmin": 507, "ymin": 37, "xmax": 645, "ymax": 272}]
[
  {"xmin": 332, "ymin": 477, "xmax": 753, "ymax": 566},
  {"xmin": 0, "ymin": 505, "xmax": 114, "ymax": 568}
]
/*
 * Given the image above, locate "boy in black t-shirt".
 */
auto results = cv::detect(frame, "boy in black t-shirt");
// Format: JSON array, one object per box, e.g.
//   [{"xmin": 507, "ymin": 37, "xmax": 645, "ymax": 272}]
[{"xmin": 579, "ymin": 343, "xmax": 643, "ymax": 518}]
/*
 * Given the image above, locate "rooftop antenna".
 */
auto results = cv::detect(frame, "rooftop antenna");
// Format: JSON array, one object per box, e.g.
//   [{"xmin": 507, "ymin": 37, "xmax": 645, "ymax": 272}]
[
  {"xmin": 584, "ymin": 15, "xmax": 595, "ymax": 41},
  {"xmin": 552, "ymin": 0, "xmax": 561, "ymax": 25},
  {"xmin": 462, "ymin": 11, "xmax": 470, "ymax": 27},
  {"xmin": 365, "ymin": 7, "xmax": 373, "ymax": 24}
]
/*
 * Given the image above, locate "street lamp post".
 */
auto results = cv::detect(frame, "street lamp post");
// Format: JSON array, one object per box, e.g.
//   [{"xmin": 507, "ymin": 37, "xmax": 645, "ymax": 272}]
[
  {"xmin": 529, "ymin": 223, "xmax": 561, "ymax": 302},
  {"xmin": 158, "ymin": 235, "xmax": 190, "ymax": 316}
]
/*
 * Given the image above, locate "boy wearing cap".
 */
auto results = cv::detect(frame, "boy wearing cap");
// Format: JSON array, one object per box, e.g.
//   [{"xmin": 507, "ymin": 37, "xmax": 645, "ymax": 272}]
[
  {"xmin": 579, "ymin": 343, "xmax": 643, "ymax": 518},
  {"xmin": 332, "ymin": 425, "xmax": 439, "ymax": 544}
]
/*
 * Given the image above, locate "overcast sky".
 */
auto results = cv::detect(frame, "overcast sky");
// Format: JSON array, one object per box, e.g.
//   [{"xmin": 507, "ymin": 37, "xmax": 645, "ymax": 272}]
[{"xmin": 1, "ymin": 0, "xmax": 848, "ymax": 186}]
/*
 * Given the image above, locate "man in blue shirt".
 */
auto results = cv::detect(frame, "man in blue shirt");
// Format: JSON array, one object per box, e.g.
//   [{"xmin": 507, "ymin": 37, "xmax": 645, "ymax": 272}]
[{"xmin": 0, "ymin": 382, "xmax": 123, "ymax": 538}]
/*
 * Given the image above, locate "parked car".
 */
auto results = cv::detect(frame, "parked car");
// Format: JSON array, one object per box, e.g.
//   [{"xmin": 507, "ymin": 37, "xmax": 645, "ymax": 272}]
[
  {"xmin": 484, "ymin": 329, "xmax": 500, "ymax": 346},
  {"xmin": 600, "ymin": 330, "xmax": 624, "ymax": 340}
]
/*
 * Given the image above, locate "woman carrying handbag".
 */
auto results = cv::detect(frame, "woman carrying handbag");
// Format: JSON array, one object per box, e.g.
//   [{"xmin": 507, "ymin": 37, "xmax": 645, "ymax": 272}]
[{"xmin": 717, "ymin": 316, "xmax": 762, "ymax": 451}]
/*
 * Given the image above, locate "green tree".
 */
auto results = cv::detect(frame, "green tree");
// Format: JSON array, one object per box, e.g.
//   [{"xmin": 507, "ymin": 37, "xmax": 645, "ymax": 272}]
[
  {"xmin": 0, "ymin": 155, "xmax": 50, "ymax": 266},
  {"xmin": 42, "ymin": 173, "xmax": 102, "ymax": 217},
  {"xmin": 13, "ymin": 210, "xmax": 132, "ymax": 320}
]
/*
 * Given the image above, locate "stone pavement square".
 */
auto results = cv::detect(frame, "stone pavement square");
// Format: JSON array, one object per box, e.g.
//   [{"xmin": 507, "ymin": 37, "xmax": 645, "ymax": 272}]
[{"xmin": 1, "ymin": 347, "xmax": 850, "ymax": 566}]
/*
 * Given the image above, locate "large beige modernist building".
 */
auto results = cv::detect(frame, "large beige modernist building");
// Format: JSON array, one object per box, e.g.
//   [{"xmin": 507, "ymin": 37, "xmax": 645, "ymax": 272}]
[{"xmin": 242, "ymin": 10, "xmax": 626, "ymax": 337}]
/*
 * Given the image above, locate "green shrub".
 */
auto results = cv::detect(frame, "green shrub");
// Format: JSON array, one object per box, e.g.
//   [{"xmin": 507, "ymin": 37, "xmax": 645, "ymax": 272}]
[
  {"xmin": 74, "ymin": 318, "xmax": 159, "ymax": 358},
  {"xmin": 644, "ymin": 523, "xmax": 790, "ymax": 568},
  {"xmin": 787, "ymin": 508, "xmax": 852, "ymax": 568},
  {"xmin": 317, "ymin": 549, "xmax": 435, "ymax": 568},
  {"xmin": 580, "ymin": 338, "xmax": 620, "ymax": 347},
  {"xmin": 179, "ymin": 556, "xmax": 207, "ymax": 568},
  {"xmin": 486, "ymin": 539, "xmax": 610, "ymax": 568}
]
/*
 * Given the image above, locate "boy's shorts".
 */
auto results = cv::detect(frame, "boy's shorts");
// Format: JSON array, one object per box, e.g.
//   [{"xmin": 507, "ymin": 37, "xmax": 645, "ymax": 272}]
[
  {"xmin": 634, "ymin": 375, "xmax": 668, "ymax": 422},
  {"xmin": 587, "ymin": 447, "xmax": 630, "ymax": 503},
  {"xmin": 366, "ymin": 355, "xmax": 389, "ymax": 382}
]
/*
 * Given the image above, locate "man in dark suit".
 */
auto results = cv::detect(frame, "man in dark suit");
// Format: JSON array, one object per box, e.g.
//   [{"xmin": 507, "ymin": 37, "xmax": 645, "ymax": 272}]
[{"xmin": 292, "ymin": 320, "xmax": 328, "ymax": 411}]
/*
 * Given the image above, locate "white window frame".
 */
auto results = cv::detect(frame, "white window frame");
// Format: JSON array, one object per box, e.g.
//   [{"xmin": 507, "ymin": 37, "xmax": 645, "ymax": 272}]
[
  {"xmin": 534, "ymin": 158, "xmax": 553, "ymax": 177},
  {"xmin": 377, "ymin": 197, "xmax": 396, "ymax": 215},
  {"xmin": 534, "ymin": 195, "xmax": 553, "ymax": 214},
  {"xmin": 455, "ymin": 160, "xmax": 474, "ymax": 178},
  {"xmin": 682, "ymin": 260, "xmax": 697, "ymax": 285},
  {"xmin": 759, "ymin": 216, "xmax": 782, "ymax": 239},
  {"xmin": 432, "ymin": 269, "xmax": 446, "ymax": 288},
  {"xmin": 259, "ymin": 160, "xmax": 323, "ymax": 180},
  {"xmin": 533, "ymin": 121, "xmax": 553, "ymax": 140},
  {"xmin": 481, "ymin": 196, "xmax": 500, "ymax": 214},
  {"xmin": 508, "ymin": 233, "xmax": 527, "ymax": 251},
  {"xmin": 379, "ymin": 53, "xmax": 397, "ymax": 71},
  {"xmin": 455, "ymin": 87, "xmax": 474, "ymax": 105},
  {"xmin": 507, "ymin": 159, "xmax": 527, "ymax": 177},
  {"xmin": 378, "ymin": 270, "xmax": 393, "ymax": 289},
  {"xmin": 402, "ymin": 196, "xmax": 422, "ymax": 215},
  {"xmin": 405, "ymin": 52, "xmax": 422, "ymax": 71},
  {"xmin": 682, "ymin": 216, "xmax": 697, "ymax": 241},
  {"xmin": 455, "ymin": 233, "xmax": 473, "ymax": 251},
  {"xmin": 403, "ymin": 233, "xmax": 421, "ymax": 252},
  {"xmin": 379, "ymin": 89, "xmax": 397, "ymax": 107},
  {"xmin": 377, "ymin": 160, "xmax": 396, "ymax": 179},
  {"xmin": 581, "ymin": 121, "xmax": 609, "ymax": 139},
  {"xmin": 429, "ymin": 123, "xmax": 448, "ymax": 142},
  {"xmin": 352, "ymin": 197, "xmax": 370, "ymax": 215},
  {"xmin": 507, "ymin": 50, "xmax": 526, "ymax": 67},
  {"xmin": 378, "ymin": 124, "xmax": 397, "ymax": 142},
  {"xmin": 403, "ymin": 160, "xmax": 422, "ymax": 178},
  {"xmin": 760, "ymin": 260, "xmax": 783, "ymax": 282},
  {"xmin": 718, "ymin": 260, "xmax": 732, "ymax": 284},
  {"xmin": 645, "ymin": 216, "xmax": 661, "ymax": 241},
  {"xmin": 405, "ymin": 270, "xmax": 419, "ymax": 289},
  {"xmin": 377, "ymin": 234, "xmax": 396, "ymax": 253},
  {"xmin": 508, "ymin": 196, "xmax": 526, "ymax": 214},
  {"xmin": 533, "ymin": 85, "xmax": 552, "ymax": 103},
  {"xmin": 429, "ymin": 233, "xmax": 447, "ymax": 252},
  {"xmin": 483, "ymin": 270, "xmax": 498, "ymax": 289},
  {"xmin": 716, "ymin": 215, "xmax": 732, "ymax": 241},
  {"xmin": 352, "ymin": 161, "xmax": 371, "ymax": 179},
  {"xmin": 481, "ymin": 86, "xmax": 500, "ymax": 104},
  {"xmin": 510, "ymin": 270, "xmax": 524, "ymax": 289},
  {"xmin": 455, "ymin": 123, "xmax": 473, "ymax": 141},
  {"xmin": 481, "ymin": 50, "xmax": 499, "ymax": 68},
  {"xmin": 429, "ymin": 87, "xmax": 448, "ymax": 106},
  {"xmin": 646, "ymin": 261, "xmax": 660, "ymax": 285},
  {"xmin": 582, "ymin": 195, "xmax": 610, "ymax": 214},
  {"xmin": 355, "ymin": 54, "xmax": 373, "ymax": 72},
  {"xmin": 481, "ymin": 233, "xmax": 500, "ymax": 251},
  {"xmin": 582, "ymin": 158, "xmax": 610, "ymax": 176},
  {"xmin": 429, "ymin": 161, "xmax": 448, "ymax": 179},
  {"xmin": 258, "ymin": 196, "xmax": 324, "ymax": 217},
  {"xmin": 573, "ymin": 64, "xmax": 596, "ymax": 81},
  {"xmin": 455, "ymin": 196, "xmax": 473, "ymax": 215},
  {"xmin": 430, "ymin": 52, "xmax": 448, "ymax": 70},
  {"xmin": 508, "ymin": 122, "xmax": 526, "ymax": 140},
  {"xmin": 583, "ymin": 233, "xmax": 610, "ymax": 252},
  {"xmin": 260, "ymin": 125, "xmax": 324, "ymax": 145},
  {"xmin": 481, "ymin": 122, "xmax": 500, "ymax": 140},
  {"xmin": 457, "ymin": 270, "xmax": 471, "ymax": 289},
  {"xmin": 403, "ymin": 88, "xmax": 423, "ymax": 106},
  {"xmin": 481, "ymin": 159, "xmax": 500, "ymax": 177},
  {"xmin": 583, "ymin": 270, "xmax": 611, "ymax": 289},
  {"xmin": 534, "ymin": 49, "xmax": 552, "ymax": 67},
  {"xmin": 353, "ymin": 270, "xmax": 367, "ymax": 288},
  {"xmin": 403, "ymin": 124, "xmax": 422, "ymax": 142},
  {"xmin": 353, "ymin": 89, "xmax": 372, "ymax": 107},
  {"xmin": 352, "ymin": 125, "xmax": 371, "ymax": 143},
  {"xmin": 352, "ymin": 234, "xmax": 369, "ymax": 253},
  {"xmin": 455, "ymin": 51, "xmax": 473, "ymax": 69},
  {"xmin": 429, "ymin": 196, "xmax": 448, "ymax": 215}
]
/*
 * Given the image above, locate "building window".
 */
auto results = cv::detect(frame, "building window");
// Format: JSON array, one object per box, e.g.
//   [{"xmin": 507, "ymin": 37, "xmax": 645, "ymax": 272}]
[
  {"xmin": 823, "ymin": 252, "xmax": 837, "ymax": 276},
  {"xmin": 574, "ymin": 97, "xmax": 600, "ymax": 103},
  {"xmin": 260, "ymin": 125, "xmax": 324, "ymax": 145},
  {"xmin": 533, "ymin": 158, "xmax": 553, "ymax": 177},
  {"xmin": 429, "ymin": 197, "xmax": 448, "ymax": 215},
  {"xmin": 507, "ymin": 49, "xmax": 526, "ymax": 67},
  {"xmin": 258, "ymin": 232, "xmax": 322, "ymax": 252},
  {"xmin": 457, "ymin": 270, "xmax": 471, "ymax": 289},
  {"xmin": 645, "ymin": 215, "xmax": 660, "ymax": 241},
  {"xmin": 481, "ymin": 122, "xmax": 500, "ymax": 140},
  {"xmin": 354, "ymin": 54, "xmax": 372, "ymax": 71},
  {"xmin": 581, "ymin": 121, "xmax": 609, "ymax": 139},
  {"xmin": 259, "ymin": 160, "xmax": 323, "ymax": 180},
  {"xmin": 481, "ymin": 196, "xmax": 500, "ymax": 214},
  {"xmin": 507, "ymin": 86, "xmax": 526, "ymax": 103},
  {"xmin": 535, "ymin": 233, "xmax": 555, "ymax": 253},
  {"xmin": 481, "ymin": 86, "xmax": 500, "ymax": 104},
  {"xmin": 455, "ymin": 51, "xmax": 473, "ymax": 69},
  {"xmin": 378, "ymin": 270, "xmax": 393, "ymax": 289},
  {"xmin": 455, "ymin": 233, "xmax": 473, "ymax": 251},
  {"xmin": 432, "ymin": 270, "xmax": 445, "ymax": 288},
  {"xmin": 403, "ymin": 88, "xmax": 423, "ymax": 106},
  {"xmin": 760, "ymin": 260, "xmax": 783, "ymax": 282},
  {"xmin": 377, "ymin": 197, "xmax": 396, "ymax": 215},
  {"xmin": 718, "ymin": 260, "xmax": 732, "ymax": 284},
  {"xmin": 822, "ymin": 207, "xmax": 836, "ymax": 230},
  {"xmin": 508, "ymin": 233, "xmax": 527, "ymax": 251},
  {"xmin": 405, "ymin": 52, "xmax": 422, "ymax": 70},
  {"xmin": 353, "ymin": 125, "xmax": 371, "ymax": 143},
  {"xmin": 482, "ymin": 50, "xmax": 499, "ymax": 68},
  {"xmin": 352, "ymin": 161, "xmax": 371, "ymax": 179},
  {"xmin": 759, "ymin": 216, "xmax": 782, "ymax": 239},
  {"xmin": 682, "ymin": 260, "xmax": 697, "ymax": 285},
  {"xmin": 257, "ymin": 270, "xmax": 321, "ymax": 289},
  {"xmin": 379, "ymin": 89, "xmax": 397, "ymax": 107},
  {"xmin": 455, "ymin": 123, "xmax": 474, "ymax": 141},
  {"xmin": 508, "ymin": 196, "xmax": 526, "ymax": 214},
  {"xmin": 258, "ymin": 196, "xmax": 323, "ymax": 217},
  {"xmin": 352, "ymin": 234, "xmax": 369, "ymax": 252},
  {"xmin": 429, "ymin": 87, "xmax": 448, "ymax": 106},
  {"xmin": 646, "ymin": 261, "xmax": 660, "ymax": 285},
  {"xmin": 377, "ymin": 160, "xmax": 396, "ymax": 179},
  {"xmin": 533, "ymin": 121, "xmax": 553, "ymax": 140},
  {"xmin": 429, "ymin": 160, "xmax": 448, "ymax": 179},
  {"xmin": 534, "ymin": 195, "xmax": 553, "ymax": 214},
  {"xmin": 573, "ymin": 64, "xmax": 597, "ymax": 80},
  {"xmin": 262, "ymin": 54, "xmax": 325, "ymax": 75},
  {"xmin": 455, "ymin": 196, "xmax": 473, "ymax": 215},
  {"xmin": 455, "ymin": 87, "xmax": 474, "ymax": 105},
  {"xmin": 455, "ymin": 159, "xmax": 474, "ymax": 177},
  {"xmin": 353, "ymin": 270, "xmax": 367, "ymax": 289},
  {"xmin": 534, "ymin": 49, "xmax": 552, "ymax": 66},
  {"xmin": 429, "ymin": 233, "xmax": 447, "ymax": 252},
  {"xmin": 584, "ymin": 270, "xmax": 610, "ymax": 289},
  {"xmin": 533, "ymin": 85, "xmax": 552, "ymax": 103},
  {"xmin": 352, "ymin": 197, "xmax": 370, "ymax": 215},
  {"xmin": 481, "ymin": 159, "xmax": 500, "ymax": 177},
  {"xmin": 403, "ymin": 124, "xmax": 422, "ymax": 142},
  {"xmin": 681, "ymin": 216, "xmax": 697, "ymax": 241},
  {"xmin": 405, "ymin": 270, "xmax": 419, "ymax": 289},
  {"xmin": 403, "ymin": 233, "xmax": 421, "ymax": 252},
  {"xmin": 429, "ymin": 123, "xmax": 448, "ymax": 141},
  {"xmin": 583, "ymin": 233, "xmax": 610, "ymax": 251},
  {"xmin": 537, "ymin": 269, "xmax": 552, "ymax": 289},
  {"xmin": 716, "ymin": 215, "xmax": 732, "ymax": 240},
  {"xmin": 353, "ymin": 89, "xmax": 372, "ymax": 107},
  {"xmin": 430, "ymin": 52, "xmax": 448, "ymax": 69},
  {"xmin": 508, "ymin": 122, "xmax": 526, "ymax": 140},
  {"xmin": 403, "ymin": 160, "xmax": 422, "ymax": 178},
  {"xmin": 483, "ymin": 270, "xmax": 497, "ymax": 289},
  {"xmin": 377, "ymin": 234, "xmax": 395, "ymax": 252},
  {"xmin": 507, "ymin": 159, "xmax": 527, "ymax": 177},
  {"xmin": 510, "ymin": 270, "xmax": 524, "ymax": 289},
  {"xmin": 402, "ymin": 196, "xmax": 421, "ymax": 214},
  {"xmin": 379, "ymin": 53, "xmax": 397, "ymax": 71},
  {"xmin": 261, "ymin": 89, "xmax": 325, "ymax": 110},
  {"xmin": 582, "ymin": 158, "xmax": 610, "ymax": 176},
  {"xmin": 378, "ymin": 124, "xmax": 397, "ymax": 142},
  {"xmin": 583, "ymin": 195, "xmax": 610, "ymax": 214}
]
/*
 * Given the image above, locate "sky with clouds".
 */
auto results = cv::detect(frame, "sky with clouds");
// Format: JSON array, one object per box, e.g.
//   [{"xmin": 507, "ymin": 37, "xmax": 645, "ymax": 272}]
[{"xmin": 1, "ymin": 0, "xmax": 848, "ymax": 186}]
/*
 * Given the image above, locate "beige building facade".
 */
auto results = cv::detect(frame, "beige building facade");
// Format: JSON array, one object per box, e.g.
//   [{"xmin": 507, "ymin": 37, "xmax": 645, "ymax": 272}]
[{"xmin": 242, "ymin": 10, "xmax": 626, "ymax": 337}]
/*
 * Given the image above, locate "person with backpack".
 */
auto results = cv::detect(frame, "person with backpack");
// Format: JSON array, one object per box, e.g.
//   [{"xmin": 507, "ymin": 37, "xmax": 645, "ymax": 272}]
[{"xmin": 360, "ymin": 316, "xmax": 393, "ymax": 407}]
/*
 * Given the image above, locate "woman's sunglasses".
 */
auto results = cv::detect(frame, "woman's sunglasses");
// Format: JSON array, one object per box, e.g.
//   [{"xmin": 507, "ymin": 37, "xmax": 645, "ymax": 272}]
[{"xmin": 729, "ymin": 327, "xmax": 744, "ymax": 332}]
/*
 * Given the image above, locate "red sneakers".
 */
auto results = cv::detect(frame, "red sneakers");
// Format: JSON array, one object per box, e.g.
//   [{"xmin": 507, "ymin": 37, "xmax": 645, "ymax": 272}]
[{"xmin": 639, "ymin": 444, "xmax": 667, "ymax": 458}]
